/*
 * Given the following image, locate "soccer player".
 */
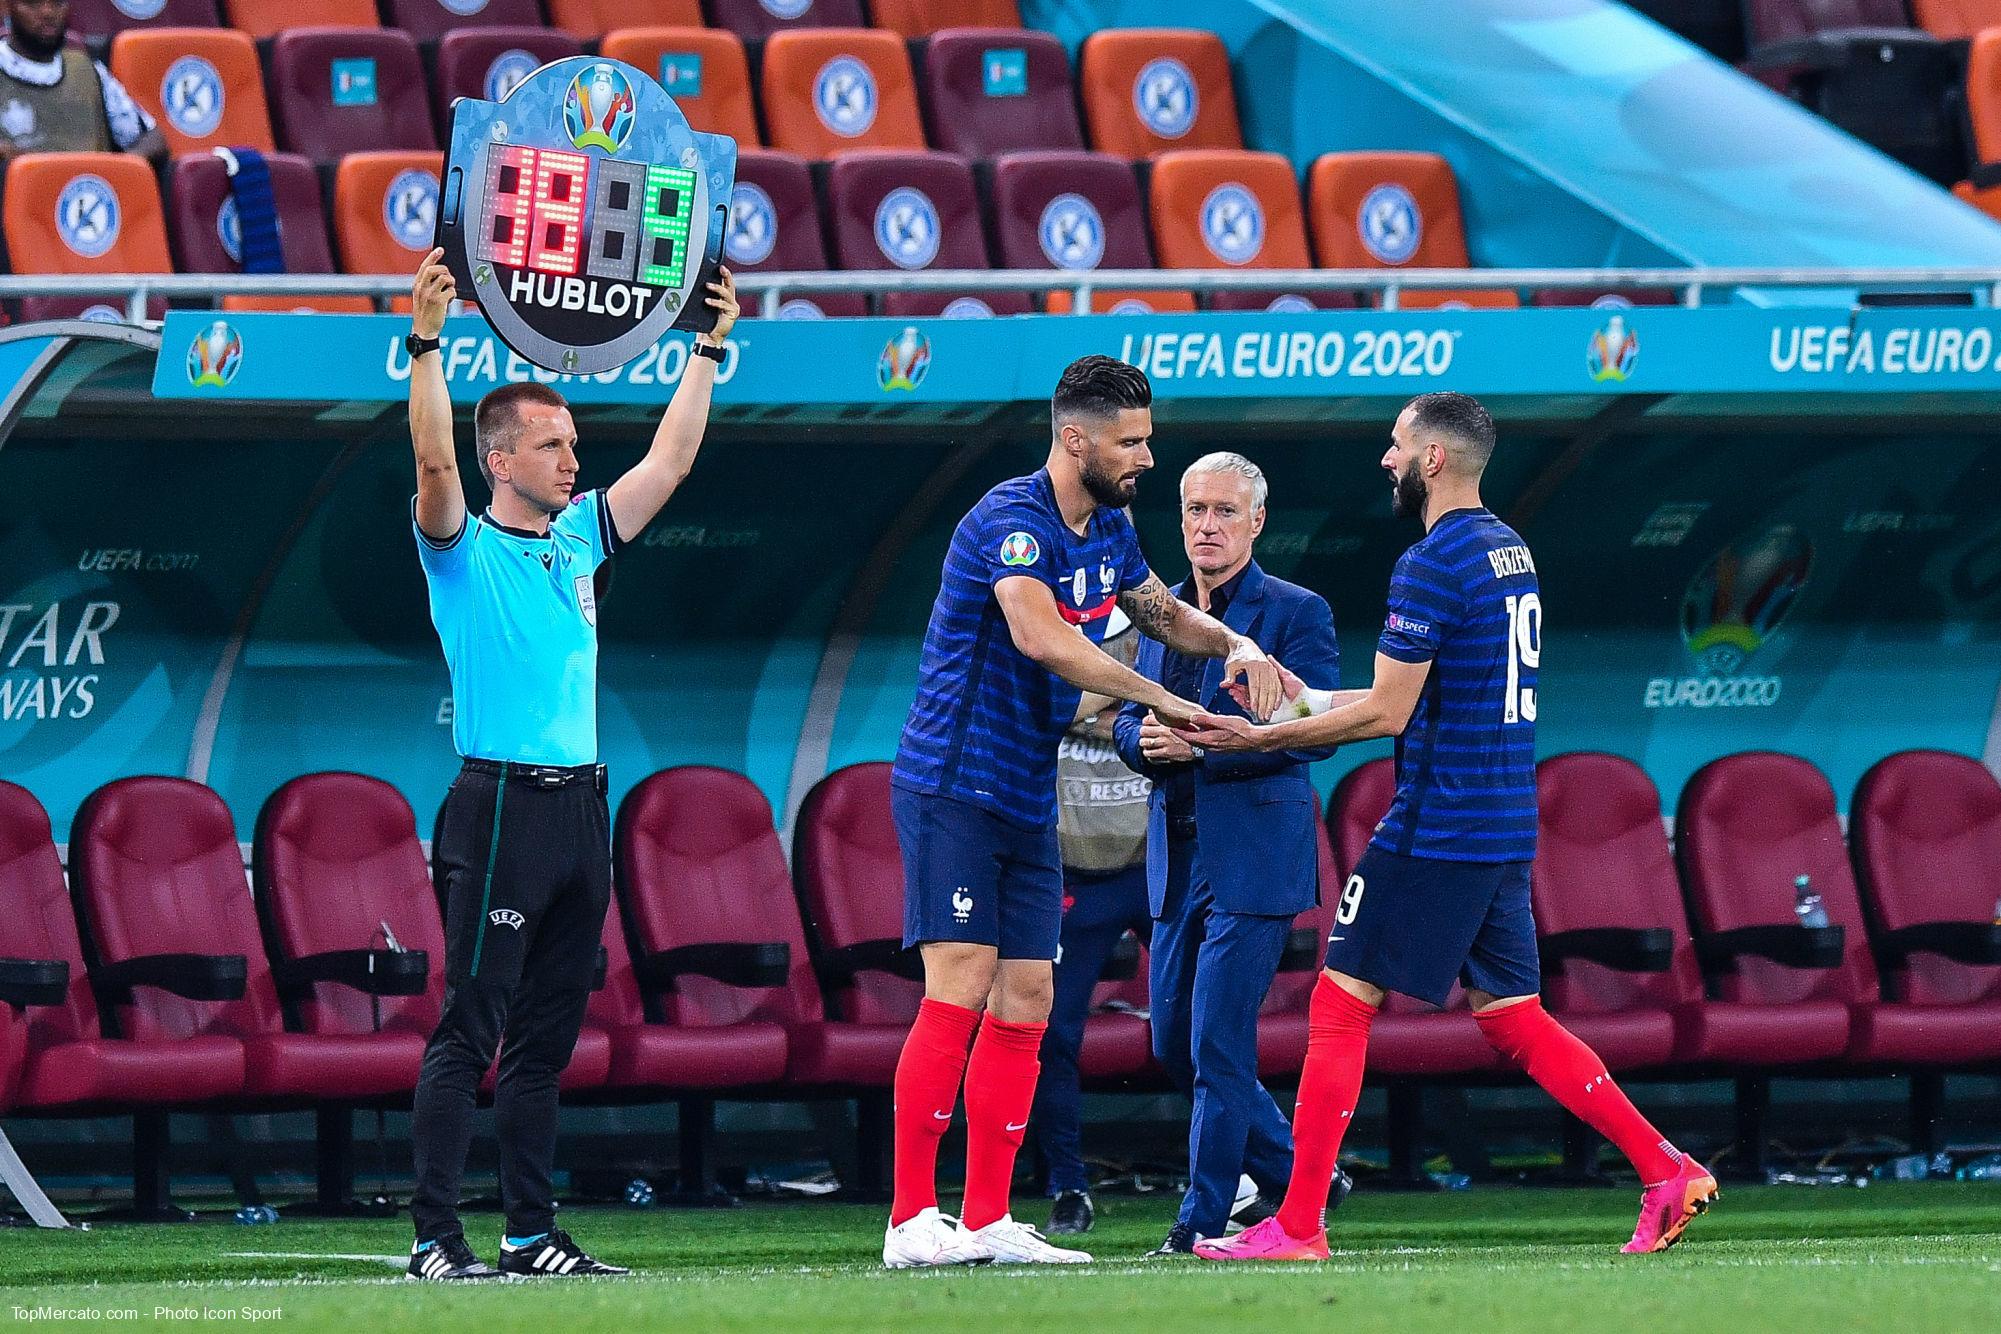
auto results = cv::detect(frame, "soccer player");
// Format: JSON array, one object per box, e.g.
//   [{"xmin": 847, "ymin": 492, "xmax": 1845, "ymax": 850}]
[
  {"xmin": 884, "ymin": 355, "xmax": 1284, "ymax": 1268},
  {"xmin": 1180, "ymin": 392, "xmax": 1716, "ymax": 1261}
]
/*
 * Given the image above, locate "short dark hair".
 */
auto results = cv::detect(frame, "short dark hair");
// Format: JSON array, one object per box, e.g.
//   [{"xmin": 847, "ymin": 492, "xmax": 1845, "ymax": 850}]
[
  {"xmin": 473, "ymin": 382, "xmax": 569, "ymax": 486},
  {"xmin": 1403, "ymin": 391, "xmax": 1496, "ymax": 470},
  {"xmin": 1051, "ymin": 355, "xmax": 1151, "ymax": 435}
]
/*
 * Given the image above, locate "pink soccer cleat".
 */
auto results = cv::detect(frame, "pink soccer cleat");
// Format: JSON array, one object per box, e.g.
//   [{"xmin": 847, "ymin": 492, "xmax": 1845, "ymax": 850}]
[
  {"xmin": 1622, "ymin": 1156, "xmax": 1718, "ymax": 1254},
  {"xmin": 1193, "ymin": 1216, "xmax": 1330, "ymax": 1262}
]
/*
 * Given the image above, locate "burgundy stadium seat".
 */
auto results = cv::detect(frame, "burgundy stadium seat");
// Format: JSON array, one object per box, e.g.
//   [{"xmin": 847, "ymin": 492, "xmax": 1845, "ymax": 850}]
[
  {"xmin": 1255, "ymin": 792, "xmax": 1341, "ymax": 1078},
  {"xmin": 166, "ymin": 151, "xmax": 373, "ymax": 313},
  {"xmin": 269, "ymin": 27, "xmax": 436, "ymax": 162},
  {"xmin": 920, "ymin": 28, "xmax": 1083, "ymax": 158},
  {"xmin": 726, "ymin": 148, "xmax": 866, "ymax": 319},
  {"xmin": 987, "ymin": 149, "xmax": 1195, "ymax": 313},
  {"xmin": 384, "ymin": 0, "xmax": 543, "ymax": 43},
  {"xmin": 433, "ymin": 29, "xmax": 584, "ymax": 125},
  {"xmin": 0, "ymin": 779, "xmax": 245, "ymax": 1215},
  {"xmin": 709, "ymin": 0, "xmax": 864, "ymax": 42},
  {"xmin": 824, "ymin": 150, "xmax": 1031, "ymax": 317},
  {"xmin": 68, "ymin": 0, "xmax": 221, "ymax": 37}
]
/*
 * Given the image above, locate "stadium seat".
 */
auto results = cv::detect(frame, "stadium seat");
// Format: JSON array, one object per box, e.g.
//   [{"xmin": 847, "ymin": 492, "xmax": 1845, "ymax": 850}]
[
  {"xmin": 1621, "ymin": 0, "xmax": 1747, "ymax": 61},
  {"xmin": 824, "ymin": 150, "xmax": 1030, "ymax": 316},
  {"xmin": 68, "ymin": 0, "xmax": 221, "ymax": 38},
  {"xmin": 1307, "ymin": 152, "xmax": 1519, "ymax": 310},
  {"xmin": 599, "ymin": 28, "xmax": 760, "ymax": 145},
  {"xmin": 111, "ymin": 29, "xmax": 273, "ymax": 160},
  {"xmin": 792, "ymin": 763, "xmax": 926, "ymax": 1032},
  {"xmin": 760, "ymin": 28, "xmax": 926, "ymax": 158},
  {"xmin": 873, "ymin": 0, "xmax": 1021, "ymax": 37},
  {"xmin": 331, "ymin": 151, "xmax": 444, "ymax": 275},
  {"xmin": 168, "ymin": 151, "xmax": 372, "ymax": 313},
  {"xmin": 920, "ymin": 28, "xmax": 1083, "ymax": 158},
  {"xmin": 710, "ymin": 0, "xmax": 864, "ymax": 42},
  {"xmin": 223, "ymin": 0, "xmax": 377, "ymax": 39},
  {"xmin": 2, "ymin": 152, "xmax": 170, "ymax": 323},
  {"xmin": 547, "ymin": 0, "xmax": 703, "ymax": 39},
  {"xmin": 1078, "ymin": 29, "xmax": 1242, "ymax": 159},
  {"xmin": 1148, "ymin": 149, "xmax": 1355, "ymax": 312},
  {"xmin": 434, "ymin": 29, "xmax": 585, "ymax": 126},
  {"xmin": 725, "ymin": 147, "xmax": 866, "ymax": 316},
  {"xmin": 0, "ymin": 780, "xmax": 245, "ymax": 1215},
  {"xmin": 1963, "ymin": 31, "xmax": 2001, "ymax": 177},
  {"xmin": 988, "ymin": 149, "xmax": 1195, "ymax": 313},
  {"xmin": 384, "ymin": 0, "xmax": 544, "ymax": 44},
  {"xmin": 268, "ymin": 27, "xmax": 435, "ymax": 163},
  {"xmin": 1911, "ymin": 0, "xmax": 2001, "ymax": 38}
]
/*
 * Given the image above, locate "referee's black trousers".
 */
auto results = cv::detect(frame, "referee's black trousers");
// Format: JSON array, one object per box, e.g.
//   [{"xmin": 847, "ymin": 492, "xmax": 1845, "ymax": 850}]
[{"xmin": 410, "ymin": 762, "xmax": 611, "ymax": 1243}]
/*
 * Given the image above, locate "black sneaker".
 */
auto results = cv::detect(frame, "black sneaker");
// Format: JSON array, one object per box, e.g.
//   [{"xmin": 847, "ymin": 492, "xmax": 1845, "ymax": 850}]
[
  {"xmin": 497, "ymin": 1228, "xmax": 630, "ymax": 1277},
  {"xmin": 1143, "ymin": 1222, "xmax": 1200, "ymax": 1257},
  {"xmin": 407, "ymin": 1234, "xmax": 502, "ymax": 1281},
  {"xmin": 1046, "ymin": 1189, "xmax": 1094, "ymax": 1236},
  {"xmin": 1329, "ymin": 1166, "xmax": 1355, "ymax": 1214}
]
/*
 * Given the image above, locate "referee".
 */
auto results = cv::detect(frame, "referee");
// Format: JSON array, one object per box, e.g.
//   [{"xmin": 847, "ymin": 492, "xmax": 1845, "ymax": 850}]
[{"xmin": 402, "ymin": 249, "xmax": 738, "ymax": 1281}]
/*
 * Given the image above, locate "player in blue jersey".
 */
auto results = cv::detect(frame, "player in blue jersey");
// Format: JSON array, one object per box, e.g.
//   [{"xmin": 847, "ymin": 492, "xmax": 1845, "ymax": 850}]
[
  {"xmin": 1180, "ymin": 392, "xmax": 1716, "ymax": 1261},
  {"xmin": 883, "ymin": 356, "xmax": 1285, "ymax": 1269}
]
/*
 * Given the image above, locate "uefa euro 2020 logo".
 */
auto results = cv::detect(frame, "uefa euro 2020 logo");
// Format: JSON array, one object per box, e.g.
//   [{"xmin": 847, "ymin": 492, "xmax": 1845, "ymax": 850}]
[
  {"xmin": 1646, "ymin": 524, "xmax": 1812, "ymax": 710},
  {"xmin": 186, "ymin": 319, "xmax": 242, "ymax": 388},
  {"xmin": 877, "ymin": 325, "xmax": 931, "ymax": 392},
  {"xmin": 1587, "ymin": 315, "xmax": 1639, "ymax": 383},
  {"xmin": 564, "ymin": 62, "xmax": 635, "ymax": 153}
]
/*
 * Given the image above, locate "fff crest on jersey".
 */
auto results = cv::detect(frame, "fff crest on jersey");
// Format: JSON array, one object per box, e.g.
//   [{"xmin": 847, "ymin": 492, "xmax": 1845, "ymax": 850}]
[{"xmin": 433, "ymin": 55, "xmax": 737, "ymax": 375}]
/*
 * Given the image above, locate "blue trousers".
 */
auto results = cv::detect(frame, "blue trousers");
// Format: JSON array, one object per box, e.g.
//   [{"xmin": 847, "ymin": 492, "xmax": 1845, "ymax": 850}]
[
  {"xmin": 1151, "ymin": 830, "xmax": 1296, "ymax": 1236},
  {"xmin": 1033, "ymin": 862, "xmax": 1151, "ymax": 1196}
]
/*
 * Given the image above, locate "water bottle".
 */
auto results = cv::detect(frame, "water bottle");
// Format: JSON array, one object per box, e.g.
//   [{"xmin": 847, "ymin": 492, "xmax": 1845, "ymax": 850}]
[
  {"xmin": 1956, "ymin": 1153, "xmax": 2001, "ymax": 1181},
  {"xmin": 1991, "ymin": 896, "xmax": 2001, "ymax": 927},
  {"xmin": 1793, "ymin": 874, "xmax": 1830, "ymax": 930}
]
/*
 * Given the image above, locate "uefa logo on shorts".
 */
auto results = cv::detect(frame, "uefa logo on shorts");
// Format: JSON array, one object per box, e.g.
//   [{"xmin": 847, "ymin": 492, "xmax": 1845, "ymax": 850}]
[
  {"xmin": 1358, "ymin": 183, "xmax": 1422, "ymax": 265},
  {"xmin": 1132, "ymin": 57, "xmax": 1197, "ymax": 139},
  {"xmin": 727, "ymin": 181, "xmax": 778, "ymax": 266},
  {"xmin": 162, "ymin": 56, "xmax": 224, "ymax": 138},
  {"xmin": 55, "ymin": 175, "xmax": 120, "ymax": 259},
  {"xmin": 484, "ymin": 49, "xmax": 540, "ymax": 102},
  {"xmin": 383, "ymin": 170, "xmax": 439, "ymax": 252},
  {"xmin": 1038, "ymin": 193, "xmax": 1105, "ymax": 271},
  {"xmin": 814, "ymin": 57, "xmax": 878, "ymax": 138},
  {"xmin": 874, "ymin": 187, "xmax": 940, "ymax": 269},
  {"xmin": 761, "ymin": 0, "xmax": 812, "ymax": 17},
  {"xmin": 112, "ymin": 0, "xmax": 166, "ymax": 18},
  {"xmin": 186, "ymin": 319, "xmax": 243, "ymax": 388},
  {"xmin": 940, "ymin": 297, "xmax": 995, "ymax": 319},
  {"xmin": 216, "ymin": 196, "xmax": 242, "ymax": 263},
  {"xmin": 1200, "ymin": 184, "xmax": 1264, "ymax": 265}
]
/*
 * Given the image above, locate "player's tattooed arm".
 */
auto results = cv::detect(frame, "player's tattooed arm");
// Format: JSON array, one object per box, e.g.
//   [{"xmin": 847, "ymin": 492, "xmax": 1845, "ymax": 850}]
[{"xmin": 1118, "ymin": 574, "xmax": 1283, "ymax": 720}]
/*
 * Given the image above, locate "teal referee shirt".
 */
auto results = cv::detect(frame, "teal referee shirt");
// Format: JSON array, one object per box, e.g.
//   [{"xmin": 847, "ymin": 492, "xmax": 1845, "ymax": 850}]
[{"xmin": 414, "ymin": 489, "xmax": 621, "ymax": 766}]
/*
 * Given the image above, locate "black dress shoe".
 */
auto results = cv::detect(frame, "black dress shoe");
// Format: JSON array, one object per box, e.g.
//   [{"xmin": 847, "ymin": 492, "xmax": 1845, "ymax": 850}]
[
  {"xmin": 1143, "ymin": 1223, "xmax": 1199, "ymax": 1257},
  {"xmin": 1329, "ymin": 1166, "xmax": 1355, "ymax": 1213},
  {"xmin": 1046, "ymin": 1189, "xmax": 1094, "ymax": 1235}
]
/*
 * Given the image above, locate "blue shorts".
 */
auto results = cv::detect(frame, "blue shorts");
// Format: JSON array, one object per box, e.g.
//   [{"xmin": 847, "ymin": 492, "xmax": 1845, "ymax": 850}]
[
  {"xmin": 1321, "ymin": 844, "xmax": 1540, "ymax": 1007},
  {"xmin": 892, "ymin": 786, "xmax": 1063, "ymax": 960}
]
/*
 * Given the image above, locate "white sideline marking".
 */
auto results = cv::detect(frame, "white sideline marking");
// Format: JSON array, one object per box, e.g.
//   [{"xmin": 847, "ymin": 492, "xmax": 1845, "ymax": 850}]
[{"xmin": 223, "ymin": 1252, "xmax": 406, "ymax": 1267}]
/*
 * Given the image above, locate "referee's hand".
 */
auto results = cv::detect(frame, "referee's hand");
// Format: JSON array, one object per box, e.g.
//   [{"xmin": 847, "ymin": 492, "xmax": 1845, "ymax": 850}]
[
  {"xmin": 412, "ymin": 248, "xmax": 455, "ymax": 340},
  {"xmin": 699, "ymin": 266, "xmax": 739, "ymax": 344}
]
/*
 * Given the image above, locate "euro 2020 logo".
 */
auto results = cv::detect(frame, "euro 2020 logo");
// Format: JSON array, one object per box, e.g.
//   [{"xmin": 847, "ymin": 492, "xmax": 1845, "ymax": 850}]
[
  {"xmin": 564, "ymin": 62, "xmax": 635, "ymax": 153},
  {"xmin": 1646, "ymin": 524, "xmax": 1811, "ymax": 710},
  {"xmin": 186, "ymin": 319, "xmax": 243, "ymax": 389}
]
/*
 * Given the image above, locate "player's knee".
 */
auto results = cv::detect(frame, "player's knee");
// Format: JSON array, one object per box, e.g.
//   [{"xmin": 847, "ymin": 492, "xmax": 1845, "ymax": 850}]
[
  {"xmin": 921, "ymin": 942, "xmax": 998, "ymax": 1009},
  {"xmin": 1322, "ymin": 968, "xmax": 1386, "ymax": 1009},
  {"xmin": 988, "ymin": 964, "xmax": 1054, "ymax": 1023}
]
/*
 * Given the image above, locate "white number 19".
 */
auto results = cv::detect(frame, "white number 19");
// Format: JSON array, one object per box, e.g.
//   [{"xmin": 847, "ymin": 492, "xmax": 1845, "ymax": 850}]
[{"xmin": 1503, "ymin": 592, "xmax": 1541, "ymax": 725}]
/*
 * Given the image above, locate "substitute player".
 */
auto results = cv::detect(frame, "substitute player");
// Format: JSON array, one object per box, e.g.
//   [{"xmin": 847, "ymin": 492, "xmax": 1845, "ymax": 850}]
[
  {"xmin": 884, "ymin": 355, "xmax": 1284, "ymax": 1268},
  {"xmin": 1181, "ymin": 392, "xmax": 1716, "ymax": 1261},
  {"xmin": 403, "ymin": 249, "xmax": 737, "ymax": 1281}
]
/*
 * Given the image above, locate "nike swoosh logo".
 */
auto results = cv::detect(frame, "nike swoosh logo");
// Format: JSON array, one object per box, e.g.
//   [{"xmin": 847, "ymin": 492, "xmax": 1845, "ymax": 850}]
[
  {"xmin": 932, "ymin": 1110, "xmax": 952, "ymax": 1121},
  {"xmin": 1005, "ymin": 1122, "xmax": 1028, "ymax": 1133}
]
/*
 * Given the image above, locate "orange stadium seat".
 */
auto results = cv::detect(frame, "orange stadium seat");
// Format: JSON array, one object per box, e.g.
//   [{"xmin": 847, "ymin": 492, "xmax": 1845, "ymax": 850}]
[
  {"xmin": 1307, "ymin": 151, "xmax": 1519, "ymax": 310},
  {"xmin": 1148, "ymin": 149, "xmax": 1353, "ymax": 311},
  {"xmin": 870, "ymin": 0, "xmax": 1021, "ymax": 38},
  {"xmin": 548, "ymin": 0, "xmax": 704, "ymax": 39},
  {"xmin": 111, "ymin": 28, "xmax": 274, "ymax": 158},
  {"xmin": 1966, "ymin": 31, "xmax": 2001, "ymax": 170},
  {"xmin": 1079, "ymin": 29, "xmax": 1242, "ymax": 158},
  {"xmin": 222, "ymin": 0, "xmax": 377, "ymax": 39},
  {"xmin": 3, "ymin": 153, "xmax": 171, "ymax": 322},
  {"xmin": 760, "ymin": 28, "xmax": 925, "ymax": 157},
  {"xmin": 1908, "ymin": 0, "xmax": 2001, "ymax": 39},
  {"xmin": 601, "ymin": 28, "xmax": 761, "ymax": 145},
  {"xmin": 1955, "ymin": 178, "xmax": 2001, "ymax": 223},
  {"xmin": 332, "ymin": 150, "xmax": 443, "ymax": 279}
]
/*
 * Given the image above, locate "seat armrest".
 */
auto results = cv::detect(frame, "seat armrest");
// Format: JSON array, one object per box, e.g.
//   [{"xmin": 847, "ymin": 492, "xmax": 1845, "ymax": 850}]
[
  {"xmin": 1278, "ymin": 927, "xmax": 1321, "ymax": 973},
  {"xmin": 271, "ymin": 949, "xmax": 429, "ymax": 998},
  {"xmin": 637, "ymin": 942, "xmax": 791, "ymax": 991},
  {"xmin": 1694, "ymin": 925, "xmax": 1845, "ymax": 972},
  {"xmin": 0, "ymin": 957, "xmax": 69, "ymax": 1007},
  {"xmin": 1744, "ymin": 31, "xmax": 1937, "ymax": 75},
  {"xmin": 1541, "ymin": 928, "xmax": 1675, "ymax": 974},
  {"xmin": 814, "ymin": 939, "xmax": 925, "ymax": 987},
  {"xmin": 1102, "ymin": 933, "xmax": 1141, "ymax": 981},
  {"xmin": 94, "ymin": 953, "xmax": 248, "ymax": 1003},
  {"xmin": 1875, "ymin": 921, "xmax": 2001, "ymax": 968},
  {"xmin": 592, "ymin": 945, "xmax": 607, "ymax": 992}
]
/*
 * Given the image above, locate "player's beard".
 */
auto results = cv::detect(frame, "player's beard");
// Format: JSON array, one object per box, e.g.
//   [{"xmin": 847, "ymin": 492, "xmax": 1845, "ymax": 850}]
[
  {"xmin": 8, "ymin": 22, "xmax": 62, "ymax": 62},
  {"xmin": 1080, "ymin": 451, "xmax": 1138, "ymax": 508},
  {"xmin": 1390, "ymin": 459, "xmax": 1427, "ymax": 519}
]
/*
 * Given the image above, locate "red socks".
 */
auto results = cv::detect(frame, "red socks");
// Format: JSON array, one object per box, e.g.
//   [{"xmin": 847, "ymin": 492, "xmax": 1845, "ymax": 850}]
[
  {"xmin": 1276, "ymin": 974, "xmax": 1377, "ymax": 1239},
  {"xmin": 1475, "ymin": 999, "xmax": 1682, "ymax": 1184},
  {"xmin": 958, "ymin": 1014, "xmax": 1046, "ymax": 1231},
  {"xmin": 890, "ymin": 998, "xmax": 981, "ymax": 1226}
]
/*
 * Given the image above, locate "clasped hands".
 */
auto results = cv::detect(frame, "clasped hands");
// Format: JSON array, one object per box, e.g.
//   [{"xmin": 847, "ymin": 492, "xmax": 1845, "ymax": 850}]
[{"xmin": 1144, "ymin": 656, "xmax": 1308, "ymax": 758}]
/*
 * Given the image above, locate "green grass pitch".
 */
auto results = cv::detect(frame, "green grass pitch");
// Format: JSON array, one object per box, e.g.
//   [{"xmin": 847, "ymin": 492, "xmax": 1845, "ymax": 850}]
[{"xmin": 4, "ymin": 1183, "xmax": 1999, "ymax": 1332}]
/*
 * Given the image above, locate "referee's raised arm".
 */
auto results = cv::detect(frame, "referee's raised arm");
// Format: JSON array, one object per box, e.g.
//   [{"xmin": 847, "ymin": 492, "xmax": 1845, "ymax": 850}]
[{"xmin": 408, "ymin": 248, "xmax": 465, "ymax": 546}]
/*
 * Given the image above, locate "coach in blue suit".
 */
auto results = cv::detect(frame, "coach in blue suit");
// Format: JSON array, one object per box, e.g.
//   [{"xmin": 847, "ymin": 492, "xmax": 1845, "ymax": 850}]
[{"xmin": 1114, "ymin": 452, "xmax": 1340, "ymax": 1254}]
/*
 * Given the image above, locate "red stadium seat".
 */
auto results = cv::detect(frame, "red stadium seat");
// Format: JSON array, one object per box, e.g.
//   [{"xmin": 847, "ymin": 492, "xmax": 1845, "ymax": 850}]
[
  {"xmin": 710, "ymin": 0, "xmax": 864, "ymax": 42},
  {"xmin": 168, "ymin": 152, "xmax": 372, "ymax": 315},
  {"xmin": 1747, "ymin": 0, "xmax": 1916, "ymax": 44},
  {"xmin": 1149, "ymin": 149, "xmax": 1354, "ymax": 312},
  {"xmin": 1307, "ymin": 152, "xmax": 1518, "ymax": 310},
  {"xmin": 1911, "ymin": 0, "xmax": 2001, "ymax": 38},
  {"xmin": 760, "ymin": 28, "xmax": 925, "ymax": 158},
  {"xmin": 793, "ymin": 763, "xmax": 924, "ymax": 1031},
  {"xmin": 434, "ymin": 29, "xmax": 585, "ymax": 126},
  {"xmin": 268, "ymin": 27, "xmax": 435, "ymax": 163},
  {"xmin": 873, "ymin": 0, "xmax": 1021, "ymax": 37},
  {"xmin": 988, "ymin": 149, "xmax": 1195, "ymax": 313},
  {"xmin": 920, "ymin": 28, "xmax": 1082, "ymax": 158},
  {"xmin": 383, "ymin": 0, "xmax": 544, "ymax": 44},
  {"xmin": 825, "ymin": 149, "xmax": 1030, "ymax": 317},
  {"xmin": 3, "ymin": 152, "xmax": 169, "ymax": 323},
  {"xmin": 600, "ymin": 27, "xmax": 760, "ymax": 146},
  {"xmin": 68, "ymin": 0, "xmax": 221, "ymax": 37},
  {"xmin": 548, "ymin": 0, "xmax": 703, "ymax": 39},
  {"xmin": 724, "ymin": 148, "xmax": 866, "ymax": 317},
  {"xmin": 110, "ymin": 28, "xmax": 274, "ymax": 158},
  {"xmin": 223, "ymin": 0, "xmax": 376, "ymax": 39},
  {"xmin": 1079, "ymin": 28, "xmax": 1242, "ymax": 159}
]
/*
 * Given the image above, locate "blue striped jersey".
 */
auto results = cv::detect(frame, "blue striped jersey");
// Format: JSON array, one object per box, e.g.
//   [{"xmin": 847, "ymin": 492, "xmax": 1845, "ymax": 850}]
[
  {"xmin": 893, "ymin": 469, "xmax": 1152, "ymax": 828},
  {"xmin": 1372, "ymin": 507, "xmax": 1540, "ymax": 863}
]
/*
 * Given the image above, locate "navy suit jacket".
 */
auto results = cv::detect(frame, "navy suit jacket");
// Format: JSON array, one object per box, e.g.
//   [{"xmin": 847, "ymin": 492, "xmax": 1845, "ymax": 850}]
[{"xmin": 1113, "ymin": 561, "xmax": 1339, "ymax": 919}]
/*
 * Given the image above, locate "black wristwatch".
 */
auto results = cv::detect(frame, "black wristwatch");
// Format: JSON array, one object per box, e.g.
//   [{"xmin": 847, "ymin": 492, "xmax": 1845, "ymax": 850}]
[
  {"xmin": 691, "ymin": 340, "xmax": 725, "ymax": 363},
  {"xmin": 405, "ymin": 333, "xmax": 441, "ymax": 359}
]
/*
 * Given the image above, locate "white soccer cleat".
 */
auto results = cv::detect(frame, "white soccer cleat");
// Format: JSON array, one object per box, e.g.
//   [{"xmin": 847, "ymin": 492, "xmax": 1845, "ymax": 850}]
[
  {"xmin": 958, "ymin": 1214, "xmax": 1093, "ymax": 1264},
  {"xmin": 883, "ymin": 1206, "xmax": 988, "ymax": 1269}
]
